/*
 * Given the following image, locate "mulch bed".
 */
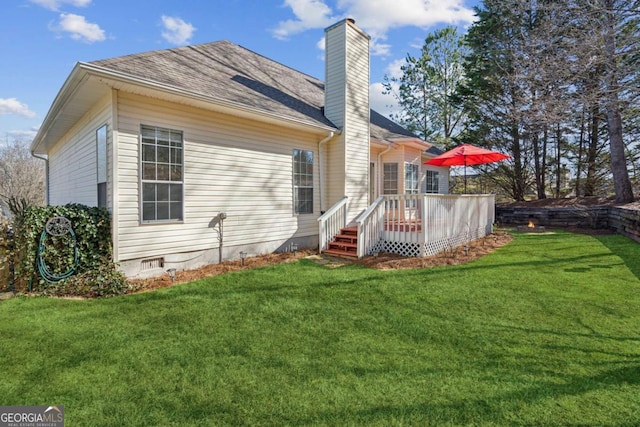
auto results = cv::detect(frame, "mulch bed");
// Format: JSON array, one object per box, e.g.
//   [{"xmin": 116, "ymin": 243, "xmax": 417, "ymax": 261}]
[{"xmin": 129, "ymin": 231, "xmax": 515, "ymax": 293}]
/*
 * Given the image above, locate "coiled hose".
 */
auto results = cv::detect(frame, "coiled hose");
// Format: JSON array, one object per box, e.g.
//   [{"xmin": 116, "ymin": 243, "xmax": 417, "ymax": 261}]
[{"xmin": 36, "ymin": 217, "xmax": 80, "ymax": 283}]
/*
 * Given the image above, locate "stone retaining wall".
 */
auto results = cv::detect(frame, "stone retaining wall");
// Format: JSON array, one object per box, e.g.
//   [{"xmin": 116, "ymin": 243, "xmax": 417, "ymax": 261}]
[
  {"xmin": 496, "ymin": 204, "xmax": 640, "ymax": 242},
  {"xmin": 496, "ymin": 206, "xmax": 610, "ymax": 229},
  {"xmin": 609, "ymin": 206, "xmax": 640, "ymax": 243}
]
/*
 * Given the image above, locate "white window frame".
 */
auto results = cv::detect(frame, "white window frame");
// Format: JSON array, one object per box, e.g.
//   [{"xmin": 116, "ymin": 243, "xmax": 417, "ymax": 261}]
[
  {"xmin": 425, "ymin": 170, "xmax": 440, "ymax": 194},
  {"xmin": 383, "ymin": 163, "xmax": 398, "ymax": 195},
  {"xmin": 405, "ymin": 163, "xmax": 419, "ymax": 196},
  {"xmin": 293, "ymin": 149, "xmax": 313, "ymax": 215},
  {"xmin": 96, "ymin": 124, "xmax": 107, "ymax": 208},
  {"xmin": 140, "ymin": 125, "xmax": 184, "ymax": 223}
]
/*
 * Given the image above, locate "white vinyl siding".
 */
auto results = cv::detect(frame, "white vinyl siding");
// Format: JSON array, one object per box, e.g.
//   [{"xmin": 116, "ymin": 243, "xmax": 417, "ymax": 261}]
[
  {"xmin": 324, "ymin": 19, "xmax": 370, "ymax": 217},
  {"xmin": 115, "ymin": 92, "xmax": 321, "ymax": 261},
  {"xmin": 48, "ymin": 95, "xmax": 112, "ymax": 207}
]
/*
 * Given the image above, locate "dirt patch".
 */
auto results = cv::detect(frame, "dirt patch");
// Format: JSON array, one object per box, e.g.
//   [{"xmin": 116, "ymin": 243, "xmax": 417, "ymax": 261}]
[{"xmin": 129, "ymin": 231, "xmax": 514, "ymax": 293}]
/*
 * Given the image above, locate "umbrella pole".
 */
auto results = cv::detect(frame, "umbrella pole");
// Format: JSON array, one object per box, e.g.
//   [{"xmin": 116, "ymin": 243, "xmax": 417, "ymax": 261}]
[{"xmin": 464, "ymin": 161, "xmax": 467, "ymax": 193}]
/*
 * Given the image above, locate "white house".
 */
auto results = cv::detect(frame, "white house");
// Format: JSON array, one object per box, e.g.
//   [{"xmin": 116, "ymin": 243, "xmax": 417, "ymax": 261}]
[{"xmin": 31, "ymin": 19, "xmax": 450, "ymax": 277}]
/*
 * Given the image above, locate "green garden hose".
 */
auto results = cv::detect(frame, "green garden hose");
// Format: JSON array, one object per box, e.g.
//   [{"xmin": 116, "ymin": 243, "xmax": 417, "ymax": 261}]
[{"xmin": 36, "ymin": 216, "xmax": 80, "ymax": 283}]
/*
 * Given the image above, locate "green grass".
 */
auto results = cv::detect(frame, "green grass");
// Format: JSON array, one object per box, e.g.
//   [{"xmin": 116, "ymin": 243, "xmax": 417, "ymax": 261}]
[{"xmin": 1, "ymin": 231, "xmax": 639, "ymax": 426}]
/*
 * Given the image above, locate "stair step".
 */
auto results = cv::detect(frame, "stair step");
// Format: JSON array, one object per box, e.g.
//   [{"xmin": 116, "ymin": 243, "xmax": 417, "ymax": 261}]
[
  {"xmin": 334, "ymin": 234, "xmax": 358, "ymax": 244},
  {"xmin": 323, "ymin": 248, "xmax": 359, "ymax": 258},
  {"xmin": 328, "ymin": 241, "xmax": 357, "ymax": 251},
  {"xmin": 340, "ymin": 226, "xmax": 358, "ymax": 236}
]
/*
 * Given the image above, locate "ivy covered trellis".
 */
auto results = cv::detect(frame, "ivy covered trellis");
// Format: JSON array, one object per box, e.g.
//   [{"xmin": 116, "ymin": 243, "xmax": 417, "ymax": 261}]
[{"xmin": 8, "ymin": 204, "xmax": 129, "ymax": 297}]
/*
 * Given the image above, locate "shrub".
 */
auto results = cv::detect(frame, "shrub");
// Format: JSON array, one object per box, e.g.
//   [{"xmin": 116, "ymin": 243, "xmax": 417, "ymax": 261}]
[
  {"xmin": 42, "ymin": 259, "xmax": 133, "ymax": 298},
  {"xmin": 0, "ymin": 216, "xmax": 10, "ymax": 291},
  {"xmin": 12, "ymin": 204, "xmax": 125, "ymax": 297}
]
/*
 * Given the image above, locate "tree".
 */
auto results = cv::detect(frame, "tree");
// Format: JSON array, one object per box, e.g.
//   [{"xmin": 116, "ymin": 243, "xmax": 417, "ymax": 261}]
[
  {"xmin": 458, "ymin": 0, "xmax": 639, "ymax": 201},
  {"xmin": 0, "ymin": 138, "xmax": 45, "ymax": 217},
  {"xmin": 383, "ymin": 26, "xmax": 468, "ymax": 148},
  {"xmin": 457, "ymin": 1, "xmax": 538, "ymax": 200}
]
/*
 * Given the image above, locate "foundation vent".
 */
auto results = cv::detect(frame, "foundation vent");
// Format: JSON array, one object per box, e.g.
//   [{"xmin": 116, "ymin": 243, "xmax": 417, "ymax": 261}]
[{"xmin": 141, "ymin": 257, "xmax": 165, "ymax": 271}]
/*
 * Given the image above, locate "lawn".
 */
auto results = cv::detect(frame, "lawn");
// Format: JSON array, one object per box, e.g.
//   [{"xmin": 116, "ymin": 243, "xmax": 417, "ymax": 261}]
[{"xmin": 1, "ymin": 231, "xmax": 639, "ymax": 426}]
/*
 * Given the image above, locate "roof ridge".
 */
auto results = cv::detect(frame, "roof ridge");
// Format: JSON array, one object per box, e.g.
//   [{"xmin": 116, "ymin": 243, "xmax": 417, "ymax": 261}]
[{"xmin": 90, "ymin": 40, "xmax": 323, "ymax": 84}]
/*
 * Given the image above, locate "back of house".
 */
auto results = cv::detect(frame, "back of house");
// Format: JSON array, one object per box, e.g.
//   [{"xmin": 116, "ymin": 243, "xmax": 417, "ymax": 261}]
[{"xmin": 31, "ymin": 19, "xmax": 449, "ymax": 278}]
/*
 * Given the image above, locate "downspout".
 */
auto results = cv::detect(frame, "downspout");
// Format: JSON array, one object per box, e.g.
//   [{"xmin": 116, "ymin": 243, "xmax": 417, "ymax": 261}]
[
  {"xmin": 318, "ymin": 131, "xmax": 335, "ymax": 213},
  {"xmin": 377, "ymin": 141, "xmax": 394, "ymax": 198},
  {"xmin": 31, "ymin": 151, "xmax": 49, "ymax": 205}
]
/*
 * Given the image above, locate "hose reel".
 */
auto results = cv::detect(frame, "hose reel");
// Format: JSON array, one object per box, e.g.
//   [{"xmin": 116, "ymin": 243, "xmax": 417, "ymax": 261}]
[{"xmin": 37, "ymin": 216, "xmax": 79, "ymax": 283}]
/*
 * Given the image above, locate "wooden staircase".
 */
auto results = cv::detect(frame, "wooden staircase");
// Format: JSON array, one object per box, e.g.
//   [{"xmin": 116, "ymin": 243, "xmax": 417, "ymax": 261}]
[{"xmin": 323, "ymin": 226, "xmax": 358, "ymax": 258}]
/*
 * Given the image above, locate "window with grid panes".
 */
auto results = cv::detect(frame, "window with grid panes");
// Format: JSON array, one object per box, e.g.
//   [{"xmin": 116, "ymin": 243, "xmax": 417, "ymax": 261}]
[
  {"xmin": 293, "ymin": 149, "xmax": 313, "ymax": 214},
  {"xmin": 140, "ymin": 125, "xmax": 183, "ymax": 222},
  {"xmin": 425, "ymin": 170, "xmax": 440, "ymax": 193},
  {"xmin": 383, "ymin": 163, "xmax": 398, "ymax": 194},
  {"xmin": 96, "ymin": 125, "xmax": 107, "ymax": 208},
  {"xmin": 405, "ymin": 163, "xmax": 419, "ymax": 195}
]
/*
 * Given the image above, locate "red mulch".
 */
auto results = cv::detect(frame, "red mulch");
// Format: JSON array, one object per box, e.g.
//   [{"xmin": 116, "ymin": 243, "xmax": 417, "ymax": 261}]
[{"xmin": 128, "ymin": 231, "xmax": 514, "ymax": 293}]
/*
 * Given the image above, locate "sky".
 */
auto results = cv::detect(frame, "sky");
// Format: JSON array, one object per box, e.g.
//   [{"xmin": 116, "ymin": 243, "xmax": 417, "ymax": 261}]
[{"xmin": 0, "ymin": 0, "xmax": 480, "ymax": 147}]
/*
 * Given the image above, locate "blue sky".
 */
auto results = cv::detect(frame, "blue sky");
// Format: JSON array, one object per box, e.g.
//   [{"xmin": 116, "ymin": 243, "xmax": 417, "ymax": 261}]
[{"xmin": 0, "ymin": 0, "xmax": 479, "ymax": 146}]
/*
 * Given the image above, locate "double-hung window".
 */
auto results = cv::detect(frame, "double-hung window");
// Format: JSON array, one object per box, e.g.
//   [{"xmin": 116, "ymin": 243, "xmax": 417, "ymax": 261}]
[
  {"xmin": 141, "ymin": 125, "xmax": 183, "ymax": 222},
  {"xmin": 425, "ymin": 170, "xmax": 440, "ymax": 193},
  {"xmin": 96, "ymin": 125, "xmax": 107, "ymax": 208},
  {"xmin": 383, "ymin": 163, "xmax": 398, "ymax": 195},
  {"xmin": 405, "ymin": 163, "xmax": 419, "ymax": 196},
  {"xmin": 293, "ymin": 149, "xmax": 313, "ymax": 214},
  {"xmin": 405, "ymin": 163, "xmax": 419, "ymax": 208}
]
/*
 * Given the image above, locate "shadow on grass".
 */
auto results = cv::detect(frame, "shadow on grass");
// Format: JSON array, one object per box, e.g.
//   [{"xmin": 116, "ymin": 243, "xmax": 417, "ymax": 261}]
[
  {"xmin": 595, "ymin": 235, "xmax": 640, "ymax": 280},
  {"xmin": 289, "ymin": 364, "xmax": 640, "ymax": 426}
]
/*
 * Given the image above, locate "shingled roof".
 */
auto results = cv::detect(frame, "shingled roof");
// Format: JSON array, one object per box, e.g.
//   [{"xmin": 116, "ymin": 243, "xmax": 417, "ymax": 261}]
[{"xmin": 90, "ymin": 40, "xmax": 421, "ymax": 142}]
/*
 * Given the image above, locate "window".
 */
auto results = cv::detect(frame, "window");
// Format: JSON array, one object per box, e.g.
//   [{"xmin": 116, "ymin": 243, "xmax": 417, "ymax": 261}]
[
  {"xmin": 96, "ymin": 125, "xmax": 107, "ymax": 208},
  {"xmin": 293, "ymin": 149, "xmax": 313, "ymax": 214},
  {"xmin": 383, "ymin": 163, "xmax": 398, "ymax": 194},
  {"xmin": 405, "ymin": 163, "xmax": 419, "ymax": 195},
  {"xmin": 141, "ymin": 125, "xmax": 183, "ymax": 222},
  {"xmin": 425, "ymin": 170, "xmax": 440, "ymax": 193}
]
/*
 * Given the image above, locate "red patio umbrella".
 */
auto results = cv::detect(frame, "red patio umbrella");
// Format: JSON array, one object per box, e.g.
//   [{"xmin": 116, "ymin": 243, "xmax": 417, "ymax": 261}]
[{"xmin": 424, "ymin": 144, "xmax": 510, "ymax": 192}]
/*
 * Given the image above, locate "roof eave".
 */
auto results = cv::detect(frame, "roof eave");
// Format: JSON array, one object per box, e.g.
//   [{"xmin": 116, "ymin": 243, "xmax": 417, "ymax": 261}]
[
  {"xmin": 31, "ymin": 63, "xmax": 90, "ymax": 154},
  {"xmin": 32, "ymin": 62, "xmax": 339, "ymax": 154},
  {"xmin": 81, "ymin": 62, "xmax": 337, "ymax": 133}
]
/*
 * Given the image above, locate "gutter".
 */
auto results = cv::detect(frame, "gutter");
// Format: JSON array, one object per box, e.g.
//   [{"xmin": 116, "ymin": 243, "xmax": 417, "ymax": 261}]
[
  {"xmin": 318, "ymin": 131, "xmax": 336, "ymax": 212},
  {"xmin": 31, "ymin": 151, "xmax": 49, "ymax": 205}
]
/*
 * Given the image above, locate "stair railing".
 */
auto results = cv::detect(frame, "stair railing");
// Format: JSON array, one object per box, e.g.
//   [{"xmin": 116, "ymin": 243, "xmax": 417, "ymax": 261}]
[
  {"xmin": 354, "ymin": 195, "xmax": 385, "ymax": 258},
  {"xmin": 317, "ymin": 196, "xmax": 348, "ymax": 253}
]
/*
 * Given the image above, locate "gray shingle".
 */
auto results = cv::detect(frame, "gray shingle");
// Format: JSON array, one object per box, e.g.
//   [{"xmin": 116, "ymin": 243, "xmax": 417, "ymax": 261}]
[{"xmin": 91, "ymin": 40, "xmax": 417, "ymax": 140}]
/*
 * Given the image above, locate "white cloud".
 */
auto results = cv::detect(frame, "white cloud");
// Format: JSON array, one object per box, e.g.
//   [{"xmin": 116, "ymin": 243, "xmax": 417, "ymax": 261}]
[
  {"xmin": 370, "ymin": 82, "xmax": 402, "ymax": 118},
  {"xmin": 385, "ymin": 58, "xmax": 406, "ymax": 79},
  {"xmin": 29, "ymin": 0, "xmax": 91, "ymax": 11},
  {"xmin": 272, "ymin": 0, "xmax": 335, "ymax": 40},
  {"xmin": 161, "ymin": 15, "xmax": 196, "ymax": 45},
  {"xmin": 7, "ymin": 128, "xmax": 39, "ymax": 141},
  {"xmin": 274, "ymin": 0, "xmax": 475, "ymax": 55},
  {"xmin": 56, "ymin": 13, "xmax": 106, "ymax": 43},
  {"xmin": 0, "ymin": 98, "xmax": 37, "ymax": 119}
]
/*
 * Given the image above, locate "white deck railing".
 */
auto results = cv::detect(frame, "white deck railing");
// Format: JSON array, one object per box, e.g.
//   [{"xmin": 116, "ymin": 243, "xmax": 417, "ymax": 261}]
[
  {"xmin": 356, "ymin": 194, "xmax": 495, "ymax": 258},
  {"xmin": 317, "ymin": 196, "xmax": 348, "ymax": 253}
]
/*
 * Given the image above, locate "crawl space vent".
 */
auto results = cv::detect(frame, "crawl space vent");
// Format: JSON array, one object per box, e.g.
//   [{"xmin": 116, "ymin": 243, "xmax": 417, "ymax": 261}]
[{"xmin": 141, "ymin": 257, "xmax": 164, "ymax": 271}]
